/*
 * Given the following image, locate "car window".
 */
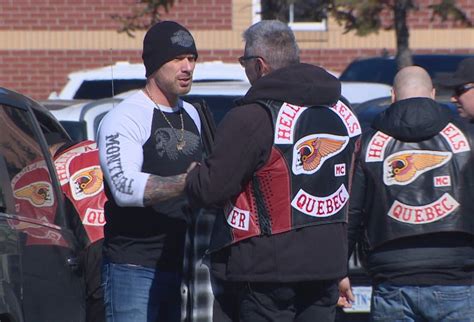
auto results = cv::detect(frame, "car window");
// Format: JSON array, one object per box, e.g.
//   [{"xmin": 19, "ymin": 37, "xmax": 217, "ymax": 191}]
[
  {"xmin": 0, "ymin": 103, "xmax": 60, "ymax": 225},
  {"xmin": 74, "ymin": 79, "xmax": 146, "ymax": 100}
]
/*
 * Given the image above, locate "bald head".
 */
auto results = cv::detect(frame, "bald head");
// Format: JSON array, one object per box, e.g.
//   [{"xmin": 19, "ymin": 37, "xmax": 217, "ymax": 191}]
[{"xmin": 392, "ymin": 66, "xmax": 435, "ymax": 102}]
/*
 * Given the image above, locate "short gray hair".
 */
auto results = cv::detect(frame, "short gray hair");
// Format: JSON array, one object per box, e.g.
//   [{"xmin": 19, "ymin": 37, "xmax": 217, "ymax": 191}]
[{"xmin": 243, "ymin": 20, "xmax": 300, "ymax": 70}]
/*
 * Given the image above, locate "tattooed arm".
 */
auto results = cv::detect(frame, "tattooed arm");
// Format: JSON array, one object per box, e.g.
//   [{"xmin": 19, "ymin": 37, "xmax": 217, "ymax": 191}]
[
  {"xmin": 142, "ymin": 173, "xmax": 187, "ymax": 206},
  {"xmin": 142, "ymin": 162, "xmax": 197, "ymax": 206}
]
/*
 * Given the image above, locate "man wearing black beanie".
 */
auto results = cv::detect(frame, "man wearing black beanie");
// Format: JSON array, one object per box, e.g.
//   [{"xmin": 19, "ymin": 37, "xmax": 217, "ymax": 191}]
[{"xmin": 98, "ymin": 21, "xmax": 206, "ymax": 322}]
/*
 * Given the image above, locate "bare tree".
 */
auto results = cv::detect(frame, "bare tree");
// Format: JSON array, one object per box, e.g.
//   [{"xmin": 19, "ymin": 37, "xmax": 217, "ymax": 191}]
[{"xmin": 111, "ymin": 0, "xmax": 175, "ymax": 37}]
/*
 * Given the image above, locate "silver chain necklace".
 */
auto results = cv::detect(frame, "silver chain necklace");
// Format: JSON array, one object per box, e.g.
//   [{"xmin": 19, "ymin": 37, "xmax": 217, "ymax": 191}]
[{"xmin": 144, "ymin": 86, "xmax": 186, "ymax": 151}]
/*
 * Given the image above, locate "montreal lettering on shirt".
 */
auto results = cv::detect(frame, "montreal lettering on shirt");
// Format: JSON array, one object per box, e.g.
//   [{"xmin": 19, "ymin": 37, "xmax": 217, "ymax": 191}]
[
  {"xmin": 388, "ymin": 193, "xmax": 459, "ymax": 224},
  {"xmin": 291, "ymin": 184, "xmax": 349, "ymax": 217},
  {"xmin": 105, "ymin": 133, "xmax": 134, "ymax": 195}
]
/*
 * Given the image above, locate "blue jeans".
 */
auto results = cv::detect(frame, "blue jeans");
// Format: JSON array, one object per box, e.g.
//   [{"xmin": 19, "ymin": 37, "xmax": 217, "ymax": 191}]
[
  {"xmin": 371, "ymin": 283, "xmax": 474, "ymax": 322},
  {"xmin": 102, "ymin": 262, "xmax": 182, "ymax": 322}
]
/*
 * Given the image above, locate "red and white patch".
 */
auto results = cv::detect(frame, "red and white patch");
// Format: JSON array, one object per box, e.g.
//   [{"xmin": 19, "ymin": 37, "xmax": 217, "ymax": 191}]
[
  {"xmin": 440, "ymin": 123, "xmax": 470, "ymax": 153},
  {"xmin": 388, "ymin": 193, "xmax": 459, "ymax": 224},
  {"xmin": 383, "ymin": 150, "xmax": 451, "ymax": 186},
  {"xmin": 334, "ymin": 163, "xmax": 346, "ymax": 177},
  {"xmin": 14, "ymin": 181, "xmax": 54, "ymax": 207},
  {"xmin": 292, "ymin": 133, "xmax": 349, "ymax": 175},
  {"xmin": 291, "ymin": 184, "xmax": 349, "ymax": 217},
  {"xmin": 54, "ymin": 142, "xmax": 97, "ymax": 185},
  {"xmin": 330, "ymin": 100, "xmax": 362, "ymax": 138},
  {"xmin": 365, "ymin": 131, "xmax": 392, "ymax": 162},
  {"xmin": 274, "ymin": 102, "xmax": 307, "ymax": 144},
  {"xmin": 70, "ymin": 165, "xmax": 104, "ymax": 200},
  {"xmin": 434, "ymin": 175, "xmax": 451, "ymax": 187},
  {"xmin": 83, "ymin": 208, "xmax": 106, "ymax": 226},
  {"xmin": 226, "ymin": 206, "xmax": 250, "ymax": 231}
]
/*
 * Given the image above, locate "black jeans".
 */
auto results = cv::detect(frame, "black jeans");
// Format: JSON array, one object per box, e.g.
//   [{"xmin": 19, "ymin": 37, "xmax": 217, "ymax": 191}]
[{"xmin": 213, "ymin": 279, "xmax": 339, "ymax": 322}]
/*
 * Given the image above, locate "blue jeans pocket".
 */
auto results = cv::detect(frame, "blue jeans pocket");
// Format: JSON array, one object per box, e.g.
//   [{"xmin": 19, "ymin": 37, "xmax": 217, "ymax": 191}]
[
  {"xmin": 434, "ymin": 286, "xmax": 474, "ymax": 321},
  {"xmin": 371, "ymin": 285, "xmax": 405, "ymax": 321}
]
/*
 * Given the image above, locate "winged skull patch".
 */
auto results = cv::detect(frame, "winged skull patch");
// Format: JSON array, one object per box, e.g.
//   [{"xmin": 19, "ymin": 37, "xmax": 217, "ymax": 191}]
[
  {"xmin": 292, "ymin": 134, "xmax": 349, "ymax": 175},
  {"xmin": 383, "ymin": 150, "xmax": 452, "ymax": 186}
]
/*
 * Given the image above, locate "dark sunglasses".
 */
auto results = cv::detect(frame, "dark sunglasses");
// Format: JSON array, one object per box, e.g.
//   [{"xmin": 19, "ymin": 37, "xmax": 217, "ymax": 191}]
[
  {"xmin": 238, "ymin": 55, "xmax": 262, "ymax": 66},
  {"xmin": 454, "ymin": 83, "xmax": 474, "ymax": 97}
]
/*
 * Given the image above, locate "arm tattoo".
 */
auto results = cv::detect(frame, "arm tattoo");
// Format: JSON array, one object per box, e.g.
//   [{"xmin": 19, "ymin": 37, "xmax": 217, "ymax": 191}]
[{"xmin": 143, "ymin": 173, "xmax": 187, "ymax": 206}]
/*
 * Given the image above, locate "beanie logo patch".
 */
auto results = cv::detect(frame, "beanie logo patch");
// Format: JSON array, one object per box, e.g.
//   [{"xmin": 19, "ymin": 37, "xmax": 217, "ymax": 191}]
[{"xmin": 171, "ymin": 30, "xmax": 194, "ymax": 48}]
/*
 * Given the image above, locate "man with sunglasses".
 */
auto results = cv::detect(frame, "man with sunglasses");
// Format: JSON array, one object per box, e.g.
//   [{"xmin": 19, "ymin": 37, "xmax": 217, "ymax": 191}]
[
  {"xmin": 439, "ymin": 57, "xmax": 474, "ymax": 119},
  {"xmin": 186, "ymin": 20, "xmax": 361, "ymax": 321}
]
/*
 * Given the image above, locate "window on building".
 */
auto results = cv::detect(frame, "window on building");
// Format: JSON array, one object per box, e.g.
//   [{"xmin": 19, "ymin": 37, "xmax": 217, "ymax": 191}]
[{"xmin": 253, "ymin": 0, "xmax": 327, "ymax": 31}]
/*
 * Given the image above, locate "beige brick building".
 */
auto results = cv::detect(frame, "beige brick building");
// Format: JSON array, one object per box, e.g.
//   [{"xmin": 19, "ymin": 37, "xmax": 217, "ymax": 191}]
[{"xmin": 0, "ymin": 0, "xmax": 473, "ymax": 99}]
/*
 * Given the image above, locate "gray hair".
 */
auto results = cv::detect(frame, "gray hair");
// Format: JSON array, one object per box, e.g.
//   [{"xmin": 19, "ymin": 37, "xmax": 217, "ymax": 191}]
[{"xmin": 243, "ymin": 20, "xmax": 300, "ymax": 70}]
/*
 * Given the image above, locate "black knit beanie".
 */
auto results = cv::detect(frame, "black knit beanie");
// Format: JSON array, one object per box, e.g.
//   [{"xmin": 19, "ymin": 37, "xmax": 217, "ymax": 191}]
[{"xmin": 142, "ymin": 21, "xmax": 198, "ymax": 78}]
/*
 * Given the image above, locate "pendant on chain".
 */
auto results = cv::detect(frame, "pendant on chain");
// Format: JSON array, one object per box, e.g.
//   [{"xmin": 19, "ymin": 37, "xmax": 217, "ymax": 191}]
[{"xmin": 177, "ymin": 140, "xmax": 186, "ymax": 151}]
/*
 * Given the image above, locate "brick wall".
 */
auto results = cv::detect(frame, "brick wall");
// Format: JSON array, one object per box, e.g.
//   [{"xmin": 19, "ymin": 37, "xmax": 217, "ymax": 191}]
[
  {"xmin": 0, "ymin": 0, "xmax": 473, "ymax": 100},
  {"xmin": 0, "ymin": 0, "xmax": 232, "ymax": 30}
]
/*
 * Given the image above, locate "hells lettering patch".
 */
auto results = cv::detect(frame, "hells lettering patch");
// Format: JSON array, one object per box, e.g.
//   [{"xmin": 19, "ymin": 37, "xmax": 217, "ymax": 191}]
[
  {"xmin": 83, "ymin": 208, "xmax": 106, "ymax": 226},
  {"xmin": 293, "ymin": 134, "xmax": 349, "ymax": 175},
  {"xmin": 388, "ymin": 193, "xmax": 459, "ymax": 224},
  {"xmin": 291, "ymin": 184, "xmax": 349, "ymax": 217},
  {"xmin": 329, "ymin": 100, "xmax": 361, "ymax": 138},
  {"xmin": 14, "ymin": 181, "xmax": 54, "ymax": 207},
  {"xmin": 366, "ymin": 131, "xmax": 392, "ymax": 162},
  {"xmin": 274, "ymin": 103, "xmax": 307, "ymax": 145},
  {"xmin": 440, "ymin": 123, "xmax": 470, "ymax": 153},
  {"xmin": 226, "ymin": 206, "xmax": 250, "ymax": 231},
  {"xmin": 384, "ymin": 150, "xmax": 452, "ymax": 186},
  {"xmin": 70, "ymin": 166, "xmax": 104, "ymax": 200}
]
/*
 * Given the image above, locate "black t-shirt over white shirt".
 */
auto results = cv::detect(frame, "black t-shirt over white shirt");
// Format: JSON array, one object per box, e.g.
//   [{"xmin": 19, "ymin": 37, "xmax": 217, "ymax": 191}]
[{"xmin": 98, "ymin": 90, "xmax": 202, "ymax": 270}]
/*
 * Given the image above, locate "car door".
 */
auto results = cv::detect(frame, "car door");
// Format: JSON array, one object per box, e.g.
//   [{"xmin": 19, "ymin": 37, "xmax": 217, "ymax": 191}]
[{"xmin": 0, "ymin": 88, "xmax": 85, "ymax": 322}]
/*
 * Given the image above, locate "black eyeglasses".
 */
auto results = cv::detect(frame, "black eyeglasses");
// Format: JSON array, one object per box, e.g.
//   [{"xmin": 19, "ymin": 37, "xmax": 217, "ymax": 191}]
[
  {"xmin": 238, "ymin": 55, "xmax": 262, "ymax": 66},
  {"xmin": 454, "ymin": 83, "xmax": 474, "ymax": 97}
]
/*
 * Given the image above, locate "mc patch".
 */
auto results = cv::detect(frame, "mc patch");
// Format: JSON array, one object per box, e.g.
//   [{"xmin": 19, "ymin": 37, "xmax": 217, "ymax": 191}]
[
  {"xmin": 383, "ymin": 150, "xmax": 452, "ymax": 186},
  {"xmin": 292, "ymin": 133, "xmax": 349, "ymax": 175}
]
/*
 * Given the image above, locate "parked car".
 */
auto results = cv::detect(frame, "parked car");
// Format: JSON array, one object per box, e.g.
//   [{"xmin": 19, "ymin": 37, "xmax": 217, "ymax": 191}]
[
  {"xmin": 339, "ymin": 54, "xmax": 474, "ymax": 94},
  {"xmin": 0, "ymin": 87, "xmax": 85, "ymax": 321}
]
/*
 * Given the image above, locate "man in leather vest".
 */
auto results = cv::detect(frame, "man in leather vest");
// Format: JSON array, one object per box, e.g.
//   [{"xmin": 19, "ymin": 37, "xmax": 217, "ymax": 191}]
[
  {"xmin": 186, "ymin": 20, "xmax": 361, "ymax": 322},
  {"xmin": 339, "ymin": 66, "xmax": 474, "ymax": 321}
]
